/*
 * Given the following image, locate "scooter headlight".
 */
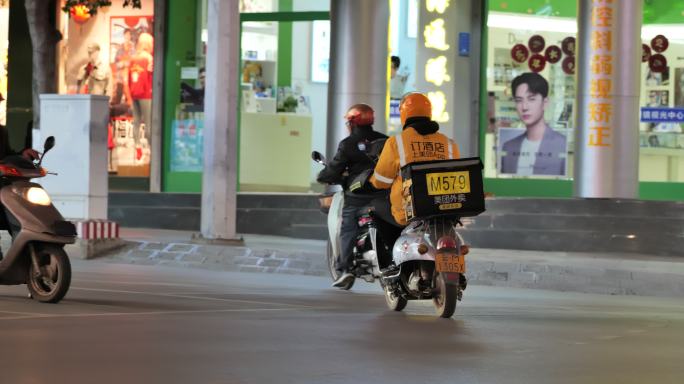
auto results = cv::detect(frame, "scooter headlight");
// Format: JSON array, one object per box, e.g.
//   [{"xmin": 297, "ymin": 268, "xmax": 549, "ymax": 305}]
[{"xmin": 26, "ymin": 187, "xmax": 52, "ymax": 206}]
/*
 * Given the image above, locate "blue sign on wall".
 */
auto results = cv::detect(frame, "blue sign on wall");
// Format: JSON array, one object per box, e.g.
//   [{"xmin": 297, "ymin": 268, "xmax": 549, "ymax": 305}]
[
  {"xmin": 641, "ymin": 107, "xmax": 684, "ymax": 123},
  {"xmin": 390, "ymin": 99, "xmax": 400, "ymax": 118},
  {"xmin": 458, "ymin": 32, "xmax": 470, "ymax": 57}
]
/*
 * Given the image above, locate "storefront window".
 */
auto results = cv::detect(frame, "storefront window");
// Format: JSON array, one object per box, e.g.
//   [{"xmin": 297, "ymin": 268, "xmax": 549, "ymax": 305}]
[
  {"xmin": 638, "ymin": 24, "xmax": 684, "ymax": 183},
  {"xmin": 0, "ymin": 1, "xmax": 8, "ymax": 127},
  {"xmin": 239, "ymin": 0, "xmax": 331, "ymax": 13},
  {"xmin": 240, "ymin": 0, "xmax": 277, "ymax": 13},
  {"xmin": 238, "ymin": 20, "xmax": 329, "ymax": 192},
  {"xmin": 59, "ymin": 0, "xmax": 156, "ymax": 182},
  {"xmin": 485, "ymin": 10, "xmax": 577, "ymax": 180},
  {"xmin": 388, "ymin": 0, "xmax": 419, "ymax": 135}
]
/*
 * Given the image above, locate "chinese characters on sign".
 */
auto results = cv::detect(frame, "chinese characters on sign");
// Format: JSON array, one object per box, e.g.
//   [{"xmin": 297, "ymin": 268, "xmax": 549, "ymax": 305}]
[
  {"xmin": 423, "ymin": 0, "xmax": 451, "ymax": 122},
  {"xmin": 427, "ymin": 91, "xmax": 449, "ymax": 122},
  {"xmin": 587, "ymin": 0, "xmax": 614, "ymax": 148},
  {"xmin": 424, "ymin": 19, "xmax": 450, "ymax": 51},
  {"xmin": 425, "ymin": 56, "xmax": 451, "ymax": 86},
  {"xmin": 640, "ymin": 108, "xmax": 684, "ymax": 123},
  {"xmin": 426, "ymin": 0, "xmax": 449, "ymax": 14}
]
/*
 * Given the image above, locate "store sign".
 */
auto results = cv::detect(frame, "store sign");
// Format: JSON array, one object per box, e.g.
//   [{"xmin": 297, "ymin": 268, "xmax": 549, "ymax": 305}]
[
  {"xmin": 422, "ymin": 0, "xmax": 451, "ymax": 122},
  {"xmin": 425, "ymin": 0, "xmax": 449, "ymax": 14},
  {"xmin": 586, "ymin": 0, "xmax": 615, "ymax": 148},
  {"xmin": 640, "ymin": 107, "xmax": 684, "ymax": 123},
  {"xmin": 428, "ymin": 91, "xmax": 449, "ymax": 122},
  {"xmin": 424, "ymin": 19, "xmax": 449, "ymax": 51},
  {"xmin": 425, "ymin": 56, "xmax": 450, "ymax": 86}
]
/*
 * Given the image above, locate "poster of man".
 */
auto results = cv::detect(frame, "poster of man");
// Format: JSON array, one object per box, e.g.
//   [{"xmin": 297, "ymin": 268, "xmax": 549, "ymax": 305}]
[{"xmin": 499, "ymin": 72, "xmax": 567, "ymax": 176}]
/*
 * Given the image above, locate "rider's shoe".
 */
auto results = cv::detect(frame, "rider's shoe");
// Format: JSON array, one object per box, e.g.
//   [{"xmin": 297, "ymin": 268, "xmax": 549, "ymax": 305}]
[{"xmin": 332, "ymin": 272, "xmax": 354, "ymax": 288}]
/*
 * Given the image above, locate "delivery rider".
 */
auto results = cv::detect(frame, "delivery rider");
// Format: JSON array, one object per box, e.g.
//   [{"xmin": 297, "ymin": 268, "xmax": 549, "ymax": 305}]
[{"xmin": 370, "ymin": 92, "xmax": 460, "ymax": 233}]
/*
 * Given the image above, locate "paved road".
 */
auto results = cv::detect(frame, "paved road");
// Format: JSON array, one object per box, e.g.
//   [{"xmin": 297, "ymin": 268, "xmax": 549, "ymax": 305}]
[{"xmin": 0, "ymin": 259, "xmax": 682, "ymax": 384}]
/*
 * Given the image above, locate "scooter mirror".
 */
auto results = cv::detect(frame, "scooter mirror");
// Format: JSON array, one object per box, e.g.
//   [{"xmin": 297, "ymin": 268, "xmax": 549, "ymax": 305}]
[
  {"xmin": 311, "ymin": 151, "xmax": 326, "ymax": 164},
  {"xmin": 43, "ymin": 136, "xmax": 55, "ymax": 154}
]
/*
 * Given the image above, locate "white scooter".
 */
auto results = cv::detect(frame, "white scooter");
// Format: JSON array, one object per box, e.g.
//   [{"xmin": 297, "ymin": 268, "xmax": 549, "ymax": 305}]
[{"xmin": 314, "ymin": 152, "xmax": 482, "ymax": 318}]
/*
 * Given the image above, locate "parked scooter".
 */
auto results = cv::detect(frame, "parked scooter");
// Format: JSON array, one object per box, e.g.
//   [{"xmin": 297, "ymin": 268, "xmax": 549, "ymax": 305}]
[
  {"xmin": 0, "ymin": 136, "xmax": 76, "ymax": 303},
  {"xmin": 313, "ymin": 152, "xmax": 484, "ymax": 318}
]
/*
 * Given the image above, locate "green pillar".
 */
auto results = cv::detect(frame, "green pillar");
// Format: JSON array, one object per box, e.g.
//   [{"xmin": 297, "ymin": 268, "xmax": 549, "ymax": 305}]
[
  {"xmin": 162, "ymin": 0, "xmax": 200, "ymax": 192},
  {"xmin": 277, "ymin": 0, "xmax": 293, "ymax": 87},
  {"xmin": 6, "ymin": 0, "xmax": 33, "ymax": 150}
]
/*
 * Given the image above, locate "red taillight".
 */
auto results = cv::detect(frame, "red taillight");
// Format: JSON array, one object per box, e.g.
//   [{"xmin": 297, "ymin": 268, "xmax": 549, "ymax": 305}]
[
  {"xmin": 357, "ymin": 216, "xmax": 373, "ymax": 226},
  {"xmin": 0, "ymin": 165, "xmax": 21, "ymax": 177},
  {"xmin": 437, "ymin": 235, "xmax": 457, "ymax": 250}
]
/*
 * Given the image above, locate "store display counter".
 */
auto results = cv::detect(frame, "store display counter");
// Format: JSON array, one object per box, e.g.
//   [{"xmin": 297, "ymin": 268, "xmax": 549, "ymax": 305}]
[
  {"xmin": 239, "ymin": 112, "xmax": 313, "ymax": 192},
  {"xmin": 639, "ymin": 147, "xmax": 684, "ymax": 182}
]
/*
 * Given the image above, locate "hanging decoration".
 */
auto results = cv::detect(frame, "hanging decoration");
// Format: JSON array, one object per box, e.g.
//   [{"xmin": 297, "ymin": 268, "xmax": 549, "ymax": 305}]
[
  {"xmin": 63, "ymin": 1, "xmax": 111, "ymax": 16},
  {"xmin": 562, "ymin": 56, "xmax": 575, "ymax": 75},
  {"xmin": 642, "ymin": 44, "xmax": 652, "ymax": 63},
  {"xmin": 649, "ymin": 54, "xmax": 667, "ymax": 73},
  {"xmin": 650, "ymin": 35, "xmax": 668, "ymax": 53},
  {"xmin": 62, "ymin": 0, "xmax": 141, "ymax": 23},
  {"xmin": 510, "ymin": 35, "xmax": 571, "ymax": 75},
  {"xmin": 528, "ymin": 35, "xmax": 546, "ymax": 53},
  {"xmin": 544, "ymin": 45, "xmax": 562, "ymax": 64},
  {"xmin": 528, "ymin": 54, "xmax": 546, "ymax": 73},
  {"xmin": 511, "ymin": 44, "xmax": 530, "ymax": 63},
  {"xmin": 68, "ymin": 4, "xmax": 92, "ymax": 24},
  {"xmin": 647, "ymin": 35, "xmax": 669, "ymax": 73},
  {"xmin": 561, "ymin": 36, "xmax": 576, "ymax": 56}
]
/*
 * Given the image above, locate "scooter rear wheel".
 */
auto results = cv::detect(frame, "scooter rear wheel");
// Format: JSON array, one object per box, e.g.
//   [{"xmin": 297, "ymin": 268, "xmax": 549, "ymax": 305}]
[
  {"xmin": 27, "ymin": 245, "xmax": 72, "ymax": 303},
  {"xmin": 433, "ymin": 272, "xmax": 459, "ymax": 318}
]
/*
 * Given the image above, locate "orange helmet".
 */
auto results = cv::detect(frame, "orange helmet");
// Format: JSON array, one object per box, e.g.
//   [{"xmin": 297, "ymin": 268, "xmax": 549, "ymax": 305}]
[
  {"xmin": 344, "ymin": 103, "xmax": 375, "ymax": 126},
  {"xmin": 399, "ymin": 92, "xmax": 432, "ymax": 125}
]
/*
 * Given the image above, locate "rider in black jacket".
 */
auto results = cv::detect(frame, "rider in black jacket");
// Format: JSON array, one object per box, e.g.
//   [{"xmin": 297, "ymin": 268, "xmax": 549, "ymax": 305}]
[{"xmin": 317, "ymin": 103, "xmax": 387, "ymax": 288}]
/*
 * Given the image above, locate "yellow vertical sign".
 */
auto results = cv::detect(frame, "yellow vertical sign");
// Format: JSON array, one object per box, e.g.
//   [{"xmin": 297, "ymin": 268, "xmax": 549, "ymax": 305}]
[
  {"xmin": 423, "ymin": 0, "xmax": 451, "ymax": 122},
  {"xmin": 588, "ymin": 0, "xmax": 614, "ymax": 148}
]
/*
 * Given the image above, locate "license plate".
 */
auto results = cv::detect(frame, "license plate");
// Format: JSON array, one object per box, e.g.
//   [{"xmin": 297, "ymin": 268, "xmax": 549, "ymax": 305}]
[
  {"xmin": 435, "ymin": 252, "xmax": 465, "ymax": 273},
  {"xmin": 426, "ymin": 171, "xmax": 471, "ymax": 195}
]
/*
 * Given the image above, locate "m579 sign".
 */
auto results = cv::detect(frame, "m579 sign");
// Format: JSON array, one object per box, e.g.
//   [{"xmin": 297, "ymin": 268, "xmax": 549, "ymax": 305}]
[{"xmin": 426, "ymin": 171, "xmax": 471, "ymax": 195}]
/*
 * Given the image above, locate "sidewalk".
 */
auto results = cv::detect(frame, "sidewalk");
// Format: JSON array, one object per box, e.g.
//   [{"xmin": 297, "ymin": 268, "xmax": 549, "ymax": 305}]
[{"xmin": 97, "ymin": 228, "xmax": 684, "ymax": 298}]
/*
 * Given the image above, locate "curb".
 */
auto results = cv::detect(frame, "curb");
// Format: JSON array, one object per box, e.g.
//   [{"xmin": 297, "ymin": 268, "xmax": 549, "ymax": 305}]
[{"xmin": 95, "ymin": 238, "xmax": 684, "ymax": 298}]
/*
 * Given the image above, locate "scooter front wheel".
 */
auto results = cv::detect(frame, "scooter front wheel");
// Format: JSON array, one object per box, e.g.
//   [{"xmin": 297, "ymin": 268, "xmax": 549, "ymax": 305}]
[
  {"xmin": 383, "ymin": 284, "xmax": 407, "ymax": 312},
  {"xmin": 27, "ymin": 244, "xmax": 72, "ymax": 303}
]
